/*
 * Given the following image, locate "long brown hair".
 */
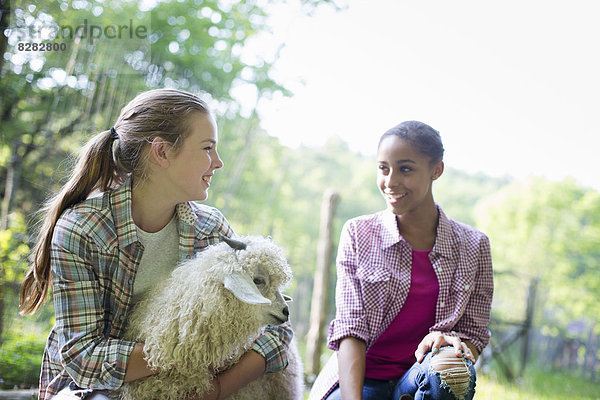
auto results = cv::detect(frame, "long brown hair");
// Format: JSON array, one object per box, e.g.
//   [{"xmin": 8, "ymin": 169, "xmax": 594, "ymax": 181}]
[{"xmin": 19, "ymin": 89, "xmax": 210, "ymax": 314}]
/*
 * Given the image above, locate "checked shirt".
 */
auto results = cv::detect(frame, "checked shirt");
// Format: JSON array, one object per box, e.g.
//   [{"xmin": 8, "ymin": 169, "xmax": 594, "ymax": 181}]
[
  {"xmin": 308, "ymin": 206, "xmax": 493, "ymax": 400},
  {"xmin": 39, "ymin": 178, "xmax": 236, "ymax": 399}
]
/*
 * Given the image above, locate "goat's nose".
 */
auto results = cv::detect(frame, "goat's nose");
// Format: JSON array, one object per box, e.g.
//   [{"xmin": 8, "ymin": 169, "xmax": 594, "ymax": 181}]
[{"xmin": 283, "ymin": 306, "xmax": 289, "ymax": 317}]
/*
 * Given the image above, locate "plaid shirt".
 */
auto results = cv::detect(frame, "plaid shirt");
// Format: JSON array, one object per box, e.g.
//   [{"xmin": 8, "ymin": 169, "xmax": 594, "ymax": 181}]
[
  {"xmin": 308, "ymin": 206, "xmax": 493, "ymax": 400},
  {"xmin": 39, "ymin": 178, "xmax": 233, "ymax": 400}
]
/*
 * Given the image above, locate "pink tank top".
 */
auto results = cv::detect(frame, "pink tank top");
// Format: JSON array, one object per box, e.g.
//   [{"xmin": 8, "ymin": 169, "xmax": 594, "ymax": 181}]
[{"xmin": 364, "ymin": 248, "xmax": 439, "ymax": 379}]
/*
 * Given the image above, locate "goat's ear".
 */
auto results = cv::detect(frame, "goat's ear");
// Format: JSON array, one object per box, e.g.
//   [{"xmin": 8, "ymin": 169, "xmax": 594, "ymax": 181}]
[{"xmin": 223, "ymin": 272, "xmax": 271, "ymax": 305}]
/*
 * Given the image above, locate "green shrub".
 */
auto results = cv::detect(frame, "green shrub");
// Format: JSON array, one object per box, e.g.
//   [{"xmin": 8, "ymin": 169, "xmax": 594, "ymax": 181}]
[{"xmin": 0, "ymin": 332, "xmax": 45, "ymax": 390}]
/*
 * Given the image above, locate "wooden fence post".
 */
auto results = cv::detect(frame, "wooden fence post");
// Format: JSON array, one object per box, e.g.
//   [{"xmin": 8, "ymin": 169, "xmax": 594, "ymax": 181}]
[
  {"xmin": 305, "ymin": 189, "xmax": 339, "ymax": 379},
  {"xmin": 519, "ymin": 278, "xmax": 538, "ymax": 376},
  {"xmin": 585, "ymin": 326, "xmax": 598, "ymax": 381},
  {"xmin": 0, "ymin": 261, "xmax": 4, "ymax": 346}
]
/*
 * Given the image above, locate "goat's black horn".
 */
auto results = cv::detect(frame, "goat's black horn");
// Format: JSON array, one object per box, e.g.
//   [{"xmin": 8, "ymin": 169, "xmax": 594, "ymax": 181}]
[{"xmin": 221, "ymin": 235, "xmax": 247, "ymax": 251}]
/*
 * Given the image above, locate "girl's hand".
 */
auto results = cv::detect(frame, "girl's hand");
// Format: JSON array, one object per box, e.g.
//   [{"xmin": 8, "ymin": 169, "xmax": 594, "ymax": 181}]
[
  {"xmin": 414, "ymin": 331, "xmax": 475, "ymax": 363},
  {"xmin": 251, "ymin": 324, "xmax": 293, "ymax": 374}
]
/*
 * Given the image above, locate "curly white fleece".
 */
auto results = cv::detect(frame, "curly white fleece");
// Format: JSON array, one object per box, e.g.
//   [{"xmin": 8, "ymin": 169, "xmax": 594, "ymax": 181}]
[{"xmin": 120, "ymin": 235, "xmax": 303, "ymax": 400}]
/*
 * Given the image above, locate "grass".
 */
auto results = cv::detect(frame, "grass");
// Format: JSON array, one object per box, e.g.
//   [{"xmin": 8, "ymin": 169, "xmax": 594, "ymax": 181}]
[{"xmin": 475, "ymin": 368, "xmax": 600, "ymax": 400}]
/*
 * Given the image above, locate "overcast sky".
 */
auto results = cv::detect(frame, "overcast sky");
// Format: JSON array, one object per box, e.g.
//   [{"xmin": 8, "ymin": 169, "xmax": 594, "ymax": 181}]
[{"xmin": 236, "ymin": 0, "xmax": 599, "ymax": 191}]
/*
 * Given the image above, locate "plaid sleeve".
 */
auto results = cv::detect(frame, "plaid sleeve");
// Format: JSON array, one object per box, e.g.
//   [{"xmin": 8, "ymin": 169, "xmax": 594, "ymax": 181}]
[
  {"xmin": 214, "ymin": 208, "xmax": 234, "ymax": 239},
  {"xmin": 199, "ymin": 204, "xmax": 233, "ymax": 238},
  {"xmin": 327, "ymin": 220, "xmax": 370, "ymax": 351},
  {"xmin": 186, "ymin": 203, "xmax": 234, "ymax": 243},
  {"xmin": 251, "ymin": 324, "xmax": 293, "ymax": 374},
  {"xmin": 451, "ymin": 233, "xmax": 494, "ymax": 352},
  {"xmin": 51, "ymin": 211, "xmax": 135, "ymax": 389}
]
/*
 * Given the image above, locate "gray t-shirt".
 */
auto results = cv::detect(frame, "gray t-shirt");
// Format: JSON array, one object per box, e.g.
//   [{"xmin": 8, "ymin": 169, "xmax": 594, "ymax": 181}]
[{"xmin": 133, "ymin": 216, "xmax": 179, "ymax": 304}]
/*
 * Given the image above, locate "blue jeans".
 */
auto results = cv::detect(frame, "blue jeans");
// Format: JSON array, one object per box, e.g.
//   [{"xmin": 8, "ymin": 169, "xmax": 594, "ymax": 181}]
[{"xmin": 326, "ymin": 350, "xmax": 476, "ymax": 400}]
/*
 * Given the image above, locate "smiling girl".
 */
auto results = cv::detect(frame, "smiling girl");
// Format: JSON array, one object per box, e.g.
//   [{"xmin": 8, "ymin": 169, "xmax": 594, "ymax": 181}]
[
  {"xmin": 20, "ymin": 89, "xmax": 291, "ymax": 400},
  {"xmin": 309, "ymin": 121, "xmax": 493, "ymax": 400}
]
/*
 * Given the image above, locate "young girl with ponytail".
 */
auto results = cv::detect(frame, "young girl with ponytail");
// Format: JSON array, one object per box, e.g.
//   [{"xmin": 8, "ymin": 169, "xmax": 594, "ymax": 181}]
[{"xmin": 20, "ymin": 89, "xmax": 291, "ymax": 400}]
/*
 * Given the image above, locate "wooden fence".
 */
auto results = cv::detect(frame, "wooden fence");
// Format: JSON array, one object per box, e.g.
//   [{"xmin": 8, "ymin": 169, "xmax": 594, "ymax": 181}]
[{"xmin": 478, "ymin": 277, "xmax": 599, "ymax": 383}]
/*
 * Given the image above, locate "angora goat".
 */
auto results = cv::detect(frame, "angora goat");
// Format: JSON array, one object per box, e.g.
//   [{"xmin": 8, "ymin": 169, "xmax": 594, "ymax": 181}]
[{"xmin": 121, "ymin": 235, "xmax": 304, "ymax": 400}]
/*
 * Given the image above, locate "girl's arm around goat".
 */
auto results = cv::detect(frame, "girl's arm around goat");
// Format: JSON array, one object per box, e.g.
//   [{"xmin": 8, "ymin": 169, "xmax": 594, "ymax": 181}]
[{"xmin": 187, "ymin": 351, "xmax": 267, "ymax": 400}]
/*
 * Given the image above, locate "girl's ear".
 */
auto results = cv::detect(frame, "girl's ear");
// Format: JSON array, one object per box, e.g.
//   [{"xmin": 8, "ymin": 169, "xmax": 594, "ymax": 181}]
[
  {"xmin": 149, "ymin": 136, "xmax": 171, "ymax": 168},
  {"xmin": 431, "ymin": 160, "xmax": 444, "ymax": 180}
]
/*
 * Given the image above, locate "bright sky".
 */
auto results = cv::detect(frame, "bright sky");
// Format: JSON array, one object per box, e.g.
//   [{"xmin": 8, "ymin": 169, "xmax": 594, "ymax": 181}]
[{"xmin": 239, "ymin": 0, "xmax": 600, "ymax": 191}]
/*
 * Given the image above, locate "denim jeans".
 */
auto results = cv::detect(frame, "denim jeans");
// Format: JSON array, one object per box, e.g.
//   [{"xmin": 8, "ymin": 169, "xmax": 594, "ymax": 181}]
[{"xmin": 326, "ymin": 349, "xmax": 476, "ymax": 400}]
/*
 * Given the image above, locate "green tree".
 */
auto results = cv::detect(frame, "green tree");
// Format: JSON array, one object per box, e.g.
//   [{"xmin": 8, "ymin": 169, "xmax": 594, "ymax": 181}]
[
  {"xmin": 475, "ymin": 177, "xmax": 600, "ymax": 330},
  {"xmin": 434, "ymin": 168, "xmax": 510, "ymax": 226}
]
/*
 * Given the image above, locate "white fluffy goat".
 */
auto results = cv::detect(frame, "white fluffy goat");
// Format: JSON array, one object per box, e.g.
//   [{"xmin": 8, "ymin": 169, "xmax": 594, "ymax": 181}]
[{"xmin": 121, "ymin": 235, "xmax": 304, "ymax": 400}]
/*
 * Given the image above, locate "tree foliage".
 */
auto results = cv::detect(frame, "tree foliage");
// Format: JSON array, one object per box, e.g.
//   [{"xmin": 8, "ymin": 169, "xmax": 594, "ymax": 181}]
[
  {"xmin": 434, "ymin": 169, "xmax": 510, "ymax": 226},
  {"xmin": 476, "ymin": 177, "xmax": 600, "ymax": 332},
  {"xmin": 0, "ymin": 331, "xmax": 46, "ymax": 389}
]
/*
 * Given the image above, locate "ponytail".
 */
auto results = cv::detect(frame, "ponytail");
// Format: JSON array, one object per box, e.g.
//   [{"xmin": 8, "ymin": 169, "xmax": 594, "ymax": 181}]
[{"xmin": 19, "ymin": 129, "xmax": 125, "ymax": 314}]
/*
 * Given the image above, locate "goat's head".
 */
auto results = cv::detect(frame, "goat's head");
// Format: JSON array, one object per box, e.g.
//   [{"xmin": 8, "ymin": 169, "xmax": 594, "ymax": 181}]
[{"xmin": 218, "ymin": 235, "xmax": 292, "ymax": 326}]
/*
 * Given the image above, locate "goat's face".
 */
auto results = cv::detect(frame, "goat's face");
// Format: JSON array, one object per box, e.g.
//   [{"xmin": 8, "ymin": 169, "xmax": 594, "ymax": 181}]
[
  {"xmin": 251, "ymin": 267, "xmax": 290, "ymax": 326},
  {"xmin": 222, "ymin": 266, "xmax": 291, "ymax": 327},
  {"xmin": 218, "ymin": 235, "xmax": 293, "ymax": 327}
]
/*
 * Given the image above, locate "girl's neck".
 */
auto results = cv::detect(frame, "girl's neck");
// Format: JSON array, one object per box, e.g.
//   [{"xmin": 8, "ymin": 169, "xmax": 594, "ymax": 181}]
[
  {"xmin": 131, "ymin": 178, "xmax": 177, "ymax": 233},
  {"xmin": 395, "ymin": 201, "xmax": 439, "ymax": 251}
]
